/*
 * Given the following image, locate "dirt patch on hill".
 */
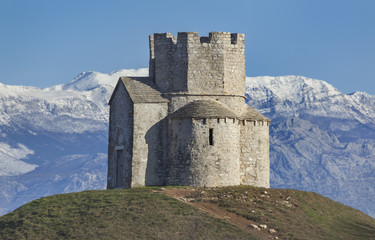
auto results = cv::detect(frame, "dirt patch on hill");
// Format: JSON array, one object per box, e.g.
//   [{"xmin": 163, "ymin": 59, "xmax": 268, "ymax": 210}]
[{"xmin": 156, "ymin": 188, "xmax": 279, "ymax": 240}]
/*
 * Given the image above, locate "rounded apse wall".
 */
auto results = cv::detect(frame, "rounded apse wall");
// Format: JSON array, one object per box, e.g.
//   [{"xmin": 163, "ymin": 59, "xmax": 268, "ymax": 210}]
[{"xmin": 167, "ymin": 117, "xmax": 241, "ymax": 187}]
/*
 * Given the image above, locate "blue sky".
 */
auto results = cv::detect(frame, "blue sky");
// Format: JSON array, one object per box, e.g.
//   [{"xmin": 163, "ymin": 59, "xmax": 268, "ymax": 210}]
[{"xmin": 0, "ymin": 0, "xmax": 374, "ymax": 94}]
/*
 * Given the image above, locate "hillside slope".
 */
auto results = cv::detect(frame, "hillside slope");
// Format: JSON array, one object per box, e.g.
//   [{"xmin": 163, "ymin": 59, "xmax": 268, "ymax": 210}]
[{"xmin": 0, "ymin": 186, "xmax": 374, "ymax": 240}]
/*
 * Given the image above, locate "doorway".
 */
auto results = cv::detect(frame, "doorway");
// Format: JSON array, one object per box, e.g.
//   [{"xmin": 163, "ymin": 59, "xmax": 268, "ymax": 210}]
[{"xmin": 116, "ymin": 150, "xmax": 124, "ymax": 187}]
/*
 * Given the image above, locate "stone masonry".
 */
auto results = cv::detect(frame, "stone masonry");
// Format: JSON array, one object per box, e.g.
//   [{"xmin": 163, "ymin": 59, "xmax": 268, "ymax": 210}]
[{"xmin": 107, "ymin": 32, "xmax": 270, "ymax": 189}]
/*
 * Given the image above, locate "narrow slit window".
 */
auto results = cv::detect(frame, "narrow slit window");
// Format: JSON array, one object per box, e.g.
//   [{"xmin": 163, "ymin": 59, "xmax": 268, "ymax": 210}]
[{"xmin": 209, "ymin": 128, "xmax": 214, "ymax": 145}]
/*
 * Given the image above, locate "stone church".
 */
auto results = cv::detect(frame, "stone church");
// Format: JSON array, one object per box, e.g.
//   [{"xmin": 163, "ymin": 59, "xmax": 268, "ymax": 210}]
[{"xmin": 107, "ymin": 32, "xmax": 270, "ymax": 189}]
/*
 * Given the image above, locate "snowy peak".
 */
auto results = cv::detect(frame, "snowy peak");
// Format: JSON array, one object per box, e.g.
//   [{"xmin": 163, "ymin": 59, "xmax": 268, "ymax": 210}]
[
  {"xmin": 61, "ymin": 68, "xmax": 148, "ymax": 92},
  {"xmin": 349, "ymin": 91, "xmax": 375, "ymax": 105},
  {"xmin": 0, "ymin": 68, "xmax": 150, "ymax": 134},
  {"xmin": 246, "ymin": 75, "xmax": 375, "ymax": 125},
  {"xmin": 62, "ymin": 71, "xmax": 114, "ymax": 92},
  {"xmin": 246, "ymin": 75, "xmax": 342, "ymax": 103}
]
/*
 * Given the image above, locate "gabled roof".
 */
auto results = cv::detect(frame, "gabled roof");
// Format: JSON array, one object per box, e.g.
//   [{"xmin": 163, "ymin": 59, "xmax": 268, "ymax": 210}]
[
  {"xmin": 168, "ymin": 100, "xmax": 240, "ymax": 119},
  {"xmin": 109, "ymin": 77, "xmax": 168, "ymax": 104}
]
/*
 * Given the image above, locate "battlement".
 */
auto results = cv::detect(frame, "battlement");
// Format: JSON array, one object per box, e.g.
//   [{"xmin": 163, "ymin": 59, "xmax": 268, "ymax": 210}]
[
  {"xmin": 199, "ymin": 32, "xmax": 244, "ymax": 45},
  {"xmin": 151, "ymin": 32, "xmax": 244, "ymax": 46},
  {"xmin": 149, "ymin": 32, "xmax": 246, "ymax": 95}
]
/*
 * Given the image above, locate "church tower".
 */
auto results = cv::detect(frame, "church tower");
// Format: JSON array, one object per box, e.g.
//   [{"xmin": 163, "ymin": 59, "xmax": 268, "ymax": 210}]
[{"xmin": 107, "ymin": 32, "xmax": 270, "ymax": 189}]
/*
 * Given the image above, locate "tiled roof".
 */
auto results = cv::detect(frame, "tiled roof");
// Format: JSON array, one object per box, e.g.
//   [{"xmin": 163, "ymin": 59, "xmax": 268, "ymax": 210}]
[
  {"xmin": 168, "ymin": 100, "xmax": 240, "ymax": 119},
  {"xmin": 109, "ymin": 77, "xmax": 168, "ymax": 104},
  {"xmin": 121, "ymin": 77, "xmax": 169, "ymax": 103}
]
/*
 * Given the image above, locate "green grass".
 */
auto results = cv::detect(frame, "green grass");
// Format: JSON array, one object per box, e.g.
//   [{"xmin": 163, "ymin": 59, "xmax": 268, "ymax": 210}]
[
  {"xmin": 1, "ymin": 186, "xmax": 375, "ymax": 240},
  {"xmin": 0, "ymin": 188, "xmax": 254, "ymax": 240},
  {"xmin": 187, "ymin": 186, "xmax": 375, "ymax": 240}
]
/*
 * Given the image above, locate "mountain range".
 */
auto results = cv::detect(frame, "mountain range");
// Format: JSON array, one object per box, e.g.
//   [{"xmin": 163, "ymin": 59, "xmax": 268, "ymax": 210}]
[{"xmin": 0, "ymin": 69, "xmax": 374, "ymax": 218}]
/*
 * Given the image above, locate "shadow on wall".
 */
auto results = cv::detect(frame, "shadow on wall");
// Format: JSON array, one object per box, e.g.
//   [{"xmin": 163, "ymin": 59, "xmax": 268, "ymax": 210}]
[{"xmin": 145, "ymin": 117, "xmax": 168, "ymax": 186}]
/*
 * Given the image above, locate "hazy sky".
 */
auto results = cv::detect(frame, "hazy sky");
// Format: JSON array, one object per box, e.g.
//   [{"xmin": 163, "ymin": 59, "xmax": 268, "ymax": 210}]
[{"xmin": 0, "ymin": 0, "xmax": 374, "ymax": 94}]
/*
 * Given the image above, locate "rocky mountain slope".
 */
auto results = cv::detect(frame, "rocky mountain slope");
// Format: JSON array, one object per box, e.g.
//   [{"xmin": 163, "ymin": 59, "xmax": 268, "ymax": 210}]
[
  {"xmin": 0, "ymin": 69, "xmax": 374, "ymax": 218},
  {"xmin": 245, "ymin": 75, "xmax": 375, "ymax": 217}
]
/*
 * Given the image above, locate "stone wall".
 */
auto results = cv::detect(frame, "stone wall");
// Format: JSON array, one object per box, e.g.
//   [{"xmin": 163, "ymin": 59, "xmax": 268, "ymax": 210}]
[
  {"xmin": 167, "ymin": 117, "xmax": 241, "ymax": 187},
  {"xmin": 150, "ymin": 33, "xmax": 188, "ymax": 92},
  {"xmin": 187, "ymin": 32, "xmax": 245, "ymax": 95},
  {"xmin": 107, "ymin": 83, "xmax": 133, "ymax": 189},
  {"xmin": 166, "ymin": 118, "xmax": 193, "ymax": 185},
  {"xmin": 240, "ymin": 121, "xmax": 270, "ymax": 187},
  {"xmin": 150, "ymin": 32, "xmax": 245, "ymax": 96},
  {"xmin": 223, "ymin": 33, "xmax": 245, "ymax": 95},
  {"xmin": 131, "ymin": 103, "xmax": 168, "ymax": 187}
]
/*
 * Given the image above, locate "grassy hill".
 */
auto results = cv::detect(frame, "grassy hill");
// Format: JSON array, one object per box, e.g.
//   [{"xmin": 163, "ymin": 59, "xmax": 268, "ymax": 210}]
[{"xmin": 0, "ymin": 186, "xmax": 374, "ymax": 240}]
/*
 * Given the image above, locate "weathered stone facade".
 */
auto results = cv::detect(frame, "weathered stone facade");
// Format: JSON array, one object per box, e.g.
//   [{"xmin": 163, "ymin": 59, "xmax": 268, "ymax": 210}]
[{"xmin": 108, "ymin": 32, "xmax": 270, "ymax": 189}]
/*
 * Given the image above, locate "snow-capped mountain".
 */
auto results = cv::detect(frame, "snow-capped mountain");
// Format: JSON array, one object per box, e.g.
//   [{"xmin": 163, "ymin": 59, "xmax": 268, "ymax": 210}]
[
  {"xmin": 0, "ymin": 69, "xmax": 147, "ymax": 214},
  {"xmin": 246, "ymin": 75, "xmax": 375, "ymax": 124},
  {"xmin": 246, "ymin": 75, "xmax": 375, "ymax": 217},
  {"xmin": 0, "ymin": 70, "xmax": 374, "ymax": 218}
]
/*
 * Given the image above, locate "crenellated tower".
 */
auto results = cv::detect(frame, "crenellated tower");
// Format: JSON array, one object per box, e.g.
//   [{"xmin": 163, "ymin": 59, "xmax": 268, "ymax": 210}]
[
  {"xmin": 108, "ymin": 32, "xmax": 270, "ymax": 190},
  {"xmin": 149, "ymin": 32, "xmax": 245, "ymax": 95}
]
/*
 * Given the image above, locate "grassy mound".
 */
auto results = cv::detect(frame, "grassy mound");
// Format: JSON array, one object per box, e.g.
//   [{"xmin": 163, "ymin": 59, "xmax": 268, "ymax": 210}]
[
  {"xmin": 1, "ymin": 186, "xmax": 375, "ymax": 239},
  {"xmin": 0, "ymin": 188, "xmax": 253, "ymax": 240}
]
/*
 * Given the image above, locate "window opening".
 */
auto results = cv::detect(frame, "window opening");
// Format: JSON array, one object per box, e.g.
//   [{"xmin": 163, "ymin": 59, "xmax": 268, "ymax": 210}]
[{"xmin": 209, "ymin": 128, "xmax": 214, "ymax": 145}]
